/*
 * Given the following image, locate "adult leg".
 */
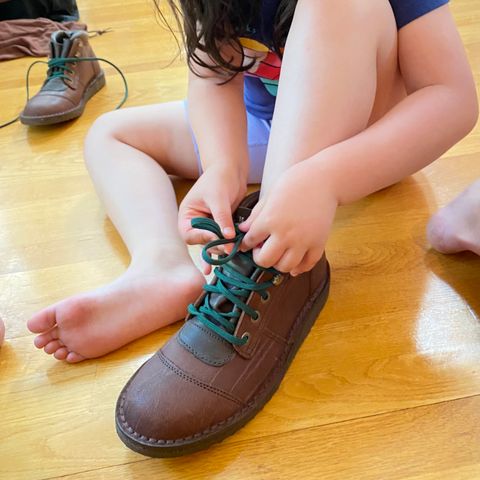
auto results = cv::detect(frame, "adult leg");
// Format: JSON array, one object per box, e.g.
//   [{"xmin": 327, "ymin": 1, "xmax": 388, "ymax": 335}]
[{"xmin": 27, "ymin": 101, "xmax": 205, "ymax": 362}]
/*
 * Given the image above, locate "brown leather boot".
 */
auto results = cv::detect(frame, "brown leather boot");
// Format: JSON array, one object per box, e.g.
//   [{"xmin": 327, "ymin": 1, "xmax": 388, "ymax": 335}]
[
  {"xmin": 20, "ymin": 30, "xmax": 105, "ymax": 126},
  {"xmin": 115, "ymin": 192, "xmax": 330, "ymax": 457}
]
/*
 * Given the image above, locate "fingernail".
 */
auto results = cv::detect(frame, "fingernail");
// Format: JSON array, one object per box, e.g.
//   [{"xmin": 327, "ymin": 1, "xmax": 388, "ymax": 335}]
[{"xmin": 223, "ymin": 227, "xmax": 234, "ymax": 237}]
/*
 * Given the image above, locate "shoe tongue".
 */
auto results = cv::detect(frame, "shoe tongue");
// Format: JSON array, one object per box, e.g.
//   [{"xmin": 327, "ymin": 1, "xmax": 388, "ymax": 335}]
[
  {"xmin": 50, "ymin": 31, "xmax": 68, "ymax": 58},
  {"xmin": 176, "ymin": 191, "xmax": 262, "ymax": 365},
  {"xmin": 208, "ymin": 192, "xmax": 260, "ymax": 313},
  {"xmin": 51, "ymin": 30, "xmax": 86, "ymax": 57},
  {"xmin": 45, "ymin": 31, "xmax": 83, "ymax": 91},
  {"xmin": 177, "ymin": 254, "xmax": 259, "ymax": 367}
]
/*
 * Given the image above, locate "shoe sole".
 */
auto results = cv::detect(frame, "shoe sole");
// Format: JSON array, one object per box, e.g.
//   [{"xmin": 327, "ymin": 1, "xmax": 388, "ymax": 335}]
[
  {"xmin": 19, "ymin": 71, "xmax": 106, "ymax": 126},
  {"xmin": 115, "ymin": 262, "xmax": 331, "ymax": 457}
]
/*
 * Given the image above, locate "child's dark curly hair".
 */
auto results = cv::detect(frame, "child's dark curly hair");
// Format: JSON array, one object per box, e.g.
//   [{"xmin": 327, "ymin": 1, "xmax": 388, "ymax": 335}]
[{"xmin": 155, "ymin": 0, "xmax": 296, "ymax": 78}]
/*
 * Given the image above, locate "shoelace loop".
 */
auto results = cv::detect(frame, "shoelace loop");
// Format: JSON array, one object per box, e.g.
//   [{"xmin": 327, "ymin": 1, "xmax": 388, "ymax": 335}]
[{"xmin": 188, "ymin": 217, "xmax": 281, "ymax": 346}]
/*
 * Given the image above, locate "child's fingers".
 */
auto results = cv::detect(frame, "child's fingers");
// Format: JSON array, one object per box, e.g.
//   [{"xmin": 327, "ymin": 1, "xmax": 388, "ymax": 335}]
[
  {"xmin": 290, "ymin": 249, "xmax": 323, "ymax": 276},
  {"xmin": 242, "ymin": 219, "xmax": 270, "ymax": 252},
  {"xmin": 179, "ymin": 205, "xmax": 217, "ymax": 245},
  {"xmin": 177, "ymin": 212, "xmax": 195, "ymax": 242},
  {"xmin": 238, "ymin": 199, "xmax": 264, "ymax": 233},
  {"xmin": 177, "ymin": 203, "xmax": 209, "ymax": 240},
  {"xmin": 184, "ymin": 229, "xmax": 217, "ymax": 246},
  {"xmin": 252, "ymin": 236, "xmax": 285, "ymax": 268},
  {"xmin": 239, "ymin": 201, "xmax": 267, "ymax": 252},
  {"xmin": 210, "ymin": 202, "xmax": 235, "ymax": 239},
  {"xmin": 273, "ymin": 248, "xmax": 306, "ymax": 274},
  {"xmin": 207, "ymin": 245, "xmax": 230, "ymax": 256},
  {"xmin": 208, "ymin": 200, "xmax": 236, "ymax": 254},
  {"xmin": 201, "ymin": 256, "xmax": 212, "ymax": 276}
]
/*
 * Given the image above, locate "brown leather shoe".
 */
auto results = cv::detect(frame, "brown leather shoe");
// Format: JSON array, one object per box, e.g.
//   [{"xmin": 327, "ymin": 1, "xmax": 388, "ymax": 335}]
[
  {"xmin": 20, "ymin": 30, "xmax": 105, "ymax": 126},
  {"xmin": 115, "ymin": 192, "xmax": 330, "ymax": 457}
]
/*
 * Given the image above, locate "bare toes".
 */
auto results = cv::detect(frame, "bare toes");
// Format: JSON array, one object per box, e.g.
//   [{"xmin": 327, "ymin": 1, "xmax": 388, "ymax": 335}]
[
  {"xmin": 54, "ymin": 347, "xmax": 69, "ymax": 360},
  {"xmin": 27, "ymin": 307, "xmax": 57, "ymax": 334},
  {"xmin": 66, "ymin": 352, "xmax": 86, "ymax": 363},
  {"xmin": 34, "ymin": 328, "xmax": 59, "ymax": 349},
  {"xmin": 44, "ymin": 340, "xmax": 64, "ymax": 355}
]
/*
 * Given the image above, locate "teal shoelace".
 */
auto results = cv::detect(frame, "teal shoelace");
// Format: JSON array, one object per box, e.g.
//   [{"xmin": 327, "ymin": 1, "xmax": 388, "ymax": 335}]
[
  {"xmin": 188, "ymin": 217, "xmax": 282, "ymax": 346},
  {"xmin": 0, "ymin": 55, "xmax": 128, "ymax": 128}
]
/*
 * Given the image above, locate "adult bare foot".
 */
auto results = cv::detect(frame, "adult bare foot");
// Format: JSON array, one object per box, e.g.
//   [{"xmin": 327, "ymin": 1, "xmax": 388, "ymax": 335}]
[
  {"xmin": 27, "ymin": 256, "xmax": 204, "ymax": 363},
  {"xmin": 427, "ymin": 179, "xmax": 480, "ymax": 256}
]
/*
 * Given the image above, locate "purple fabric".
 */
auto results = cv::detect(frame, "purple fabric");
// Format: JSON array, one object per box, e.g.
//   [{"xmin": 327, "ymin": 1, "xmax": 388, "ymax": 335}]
[{"xmin": 184, "ymin": 101, "xmax": 270, "ymax": 185}]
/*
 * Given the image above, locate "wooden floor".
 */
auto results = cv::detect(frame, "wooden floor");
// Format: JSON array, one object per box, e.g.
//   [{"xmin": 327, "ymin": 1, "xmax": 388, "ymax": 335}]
[{"xmin": 1, "ymin": 1, "xmax": 480, "ymax": 479}]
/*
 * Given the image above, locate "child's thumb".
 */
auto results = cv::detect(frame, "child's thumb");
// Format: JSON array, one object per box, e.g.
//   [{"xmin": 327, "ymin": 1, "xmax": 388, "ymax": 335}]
[
  {"xmin": 238, "ymin": 200, "xmax": 263, "ymax": 232},
  {"xmin": 210, "ymin": 203, "xmax": 235, "ymax": 239}
]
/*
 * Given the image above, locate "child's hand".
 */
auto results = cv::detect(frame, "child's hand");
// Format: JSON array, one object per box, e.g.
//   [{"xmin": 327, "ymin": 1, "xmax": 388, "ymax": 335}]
[
  {"xmin": 239, "ymin": 162, "xmax": 338, "ymax": 276},
  {"xmin": 178, "ymin": 163, "xmax": 247, "ymax": 248}
]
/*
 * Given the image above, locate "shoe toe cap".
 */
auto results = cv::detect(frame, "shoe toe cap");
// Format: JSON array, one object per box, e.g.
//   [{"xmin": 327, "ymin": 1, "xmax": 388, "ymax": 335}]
[
  {"xmin": 116, "ymin": 351, "xmax": 241, "ymax": 444},
  {"xmin": 22, "ymin": 93, "xmax": 76, "ymax": 119}
]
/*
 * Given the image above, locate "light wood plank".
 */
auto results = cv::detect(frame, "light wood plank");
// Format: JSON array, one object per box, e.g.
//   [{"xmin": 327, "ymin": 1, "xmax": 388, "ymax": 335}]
[
  {"xmin": 41, "ymin": 397, "xmax": 480, "ymax": 480},
  {"xmin": 1, "ymin": 0, "xmax": 480, "ymax": 479}
]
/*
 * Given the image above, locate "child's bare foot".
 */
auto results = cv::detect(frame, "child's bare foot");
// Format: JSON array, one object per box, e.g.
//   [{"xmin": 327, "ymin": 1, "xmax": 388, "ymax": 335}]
[
  {"xmin": 427, "ymin": 179, "xmax": 480, "ymax": 256},
  {"xmin": 27, "ymin": 255, "xmax": 204, "ymax": 363}
]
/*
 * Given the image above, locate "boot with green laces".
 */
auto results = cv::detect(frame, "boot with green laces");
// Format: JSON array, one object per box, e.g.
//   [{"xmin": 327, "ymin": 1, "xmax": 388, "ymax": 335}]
[{"xmin": 115, "ymin": 191, "xmax": 331, "ymax": 457}]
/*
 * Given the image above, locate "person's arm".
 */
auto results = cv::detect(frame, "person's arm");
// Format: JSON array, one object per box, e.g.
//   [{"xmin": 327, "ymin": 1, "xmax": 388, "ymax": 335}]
[
  {"xmin": 178, "ymin": 44, "xmax": 252, "ymax": 254},
  {"xmin": 241, "ymin": 4, "xmax": 478, "ymax": 275},
  {"xmin": 303, "ymin": 4, "xmax": 478, "ymax": 205},
  {"xmin": 187, "ymin": 48, "xmax": 249, "ymax": 180}
]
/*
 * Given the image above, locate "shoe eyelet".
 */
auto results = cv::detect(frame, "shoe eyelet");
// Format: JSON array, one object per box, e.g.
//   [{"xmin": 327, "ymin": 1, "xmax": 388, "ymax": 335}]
[
  {"xmin": 251, "ymin": 311, "xmax": 261, "ymax": 323},
  {"xmin": 261, "ymin": 292, "xmax": 270, "ymax": 303},
  {"xmin": 272, "ymin": 274, "xmax": 284, "ymax": 286},
  {"xmin": 241, "ymin": 332, "xmax": 250, "ymax": 344}
]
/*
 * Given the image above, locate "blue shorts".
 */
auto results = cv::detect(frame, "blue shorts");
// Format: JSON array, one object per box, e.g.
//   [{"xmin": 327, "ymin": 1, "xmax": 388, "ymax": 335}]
[{"xmin": 184, "ymin": 101, "xmax": 271, "ymax": 184}]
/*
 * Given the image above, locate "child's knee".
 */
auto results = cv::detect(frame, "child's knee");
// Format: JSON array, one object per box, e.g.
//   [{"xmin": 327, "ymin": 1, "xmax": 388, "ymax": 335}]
[
  {"xmin": 83, "ymin": 111, "xmax": 124, "ymax": 172},
  {"xmin": 86, "ymin": 110, "xmax": 124, "ymax": 142},
  {"xmin": 363, "ymin": 0, "xmax": 397, "ymax": 39}
]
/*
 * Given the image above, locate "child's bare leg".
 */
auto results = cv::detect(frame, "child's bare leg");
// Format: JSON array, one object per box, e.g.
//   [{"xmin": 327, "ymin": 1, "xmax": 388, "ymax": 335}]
[
  {"xmin": 261, "ymin": 1, "xmax": 401, "ymax": 196},
  {"xmin": 27, "ymin": 102, "xmax": 204, "ymax": 362},
  {"xmin": 427, "ymin": 179, "xmax": 480, "ymax": 255}
]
